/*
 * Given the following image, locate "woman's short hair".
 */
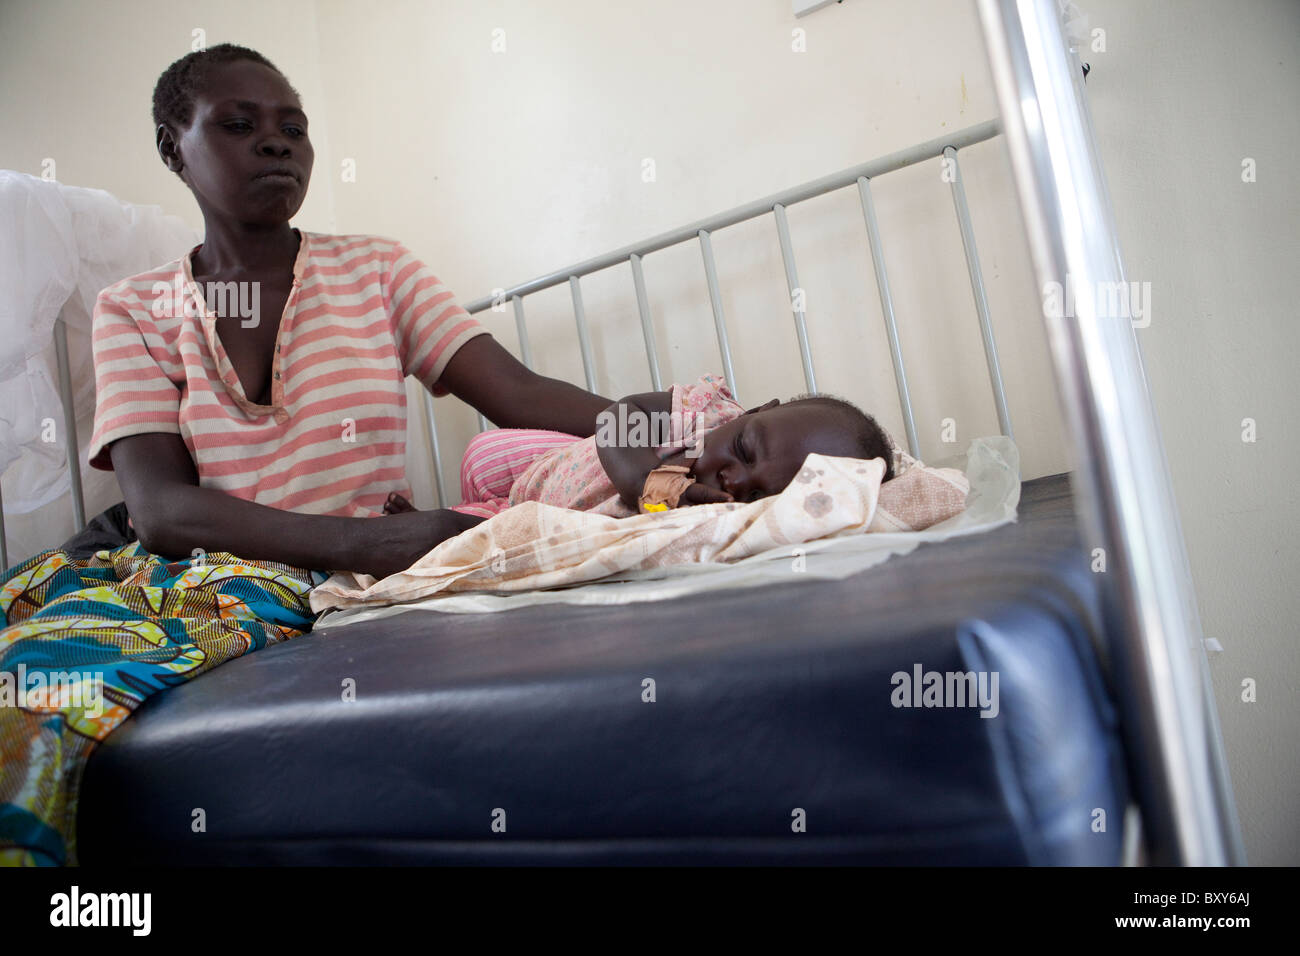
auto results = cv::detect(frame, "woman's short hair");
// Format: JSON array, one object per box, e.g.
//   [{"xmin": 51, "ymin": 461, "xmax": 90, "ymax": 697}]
[{"xmin": 152, "ymin": 43, "xmax": 296, "ymax": 132}]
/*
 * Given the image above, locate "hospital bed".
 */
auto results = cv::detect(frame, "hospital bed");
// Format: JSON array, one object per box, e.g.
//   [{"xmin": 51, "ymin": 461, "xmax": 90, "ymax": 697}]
[{"xmin": 6, "ymin": 0, "xmax": 1245, "ymax": 865}]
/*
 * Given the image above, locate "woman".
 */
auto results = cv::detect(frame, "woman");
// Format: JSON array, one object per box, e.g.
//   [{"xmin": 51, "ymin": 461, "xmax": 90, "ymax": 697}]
[
  {"xmin": 96, "ymin": 43, "xmax": 609, "ymax": 581},
  {"xmin": 0, "ymin": 42, "xmax": 608, "ymax": 866}
]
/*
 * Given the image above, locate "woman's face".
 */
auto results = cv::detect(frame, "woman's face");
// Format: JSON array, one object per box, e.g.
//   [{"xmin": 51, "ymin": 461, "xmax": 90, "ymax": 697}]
[{"xmin": 164, "ymin": 59, "xmax": 314, "ymax": 228}]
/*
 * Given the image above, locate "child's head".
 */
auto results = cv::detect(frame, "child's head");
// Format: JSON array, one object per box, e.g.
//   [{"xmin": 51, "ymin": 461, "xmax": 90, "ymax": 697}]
[
  {"xmin": 153, "ymin": 43, "xmax": 311, "ymax": 224},
  {"xmin": 690, "ymin": 394, "xmax": 895, "ymax": 503}
]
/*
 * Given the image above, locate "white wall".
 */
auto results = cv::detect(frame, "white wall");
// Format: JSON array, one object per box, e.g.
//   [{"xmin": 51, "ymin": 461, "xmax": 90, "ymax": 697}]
[
  {"xmin": 0, "ymin": 0, "xmax": 336, "ymax": 226},
  {"xmin": 0, "ymin": 0, "xmax": 1295, "ymax": 863}
]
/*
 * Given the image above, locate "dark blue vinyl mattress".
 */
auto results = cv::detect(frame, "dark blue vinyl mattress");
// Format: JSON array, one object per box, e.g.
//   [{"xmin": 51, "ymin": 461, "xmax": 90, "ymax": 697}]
[{"xmin": 77, "ymin": 473, "xmax": 1128, "ymax": 865}]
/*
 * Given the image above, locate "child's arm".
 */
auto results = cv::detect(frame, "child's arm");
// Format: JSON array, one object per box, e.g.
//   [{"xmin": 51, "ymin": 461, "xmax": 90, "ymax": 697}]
[{"xmin": 596, "ymin": 391, "xmax": 733, "ymax": 511}]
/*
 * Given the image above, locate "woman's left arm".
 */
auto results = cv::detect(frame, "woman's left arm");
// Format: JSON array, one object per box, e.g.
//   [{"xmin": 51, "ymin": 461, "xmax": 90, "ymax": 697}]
[{"xmin": 436, "ymin": 333, "xmax": 611, "ymax": 437}]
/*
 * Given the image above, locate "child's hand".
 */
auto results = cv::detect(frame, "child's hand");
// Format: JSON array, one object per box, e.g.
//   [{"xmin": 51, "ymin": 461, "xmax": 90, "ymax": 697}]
[
  {"xmin": 677, "ymin": 483, "xmax": 733, "ymax": 506},
  {"xmin": 383, "ymin": 492, "xmax": 418, "ymax": 515}
]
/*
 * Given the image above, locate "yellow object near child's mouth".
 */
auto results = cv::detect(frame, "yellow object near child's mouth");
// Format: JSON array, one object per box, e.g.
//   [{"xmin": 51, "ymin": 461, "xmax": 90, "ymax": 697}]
[{"xmin": 641, "ymin": 502, "xmax": 669, "ymax": 513}]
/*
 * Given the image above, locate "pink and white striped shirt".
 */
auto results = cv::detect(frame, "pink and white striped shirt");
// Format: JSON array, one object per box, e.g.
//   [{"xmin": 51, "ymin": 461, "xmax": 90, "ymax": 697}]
[{"xmin": 87, "ymin": 232, "xmax": 488, "ymax": 518}]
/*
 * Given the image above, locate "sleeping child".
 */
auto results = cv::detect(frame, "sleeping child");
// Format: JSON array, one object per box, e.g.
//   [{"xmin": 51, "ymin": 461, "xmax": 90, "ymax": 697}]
[{"xmin": 386, "ymin": 374, "xmax": 897, "ymax": 520}]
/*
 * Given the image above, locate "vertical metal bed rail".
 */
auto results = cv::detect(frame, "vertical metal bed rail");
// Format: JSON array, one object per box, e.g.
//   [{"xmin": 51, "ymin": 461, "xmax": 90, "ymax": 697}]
[
  {"xmin": 52, "ymin": 317, "xmax": 87, "ymax": 531},
  {"xmin": 697, "ymin": 230, "xmax": 741, "ymax": 405},
  {"xmin": 978, "ymin": 0, "xmax": 1244, "ymax": 864},
  {"xmin": 856, "ymin": 176, "xmax": 921, "ymax": 457},
  {"xmin": 628, "ymin": 254, "xmax": 664, "ymax": 391},
  {"xmin": 511, "ymin": 295, "xmax": 534, "ymax": 371},
  {"xmin": 0, "ymin": 317, "xmax": 88, "ymax": 570},
  {"xmin": 568, "ymin": 276, "xmax": 598, "ymax": 393},
  {"xmin": 419, "ymin": 389, "xmax": 447, "ymax": 510},
  {"xmin": 943, "ymin": 146, "xmax": 1015, "ymax": 441},
  {"xmin": 772, "ymin": 203, "xmax": 818, "ymax": 394}
]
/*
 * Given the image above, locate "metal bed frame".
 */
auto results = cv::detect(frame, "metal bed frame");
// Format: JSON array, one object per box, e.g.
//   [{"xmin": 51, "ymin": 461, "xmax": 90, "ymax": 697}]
[{"xmin": 0, "ymin": 0, "xmax": 1243, "ymax": 865}]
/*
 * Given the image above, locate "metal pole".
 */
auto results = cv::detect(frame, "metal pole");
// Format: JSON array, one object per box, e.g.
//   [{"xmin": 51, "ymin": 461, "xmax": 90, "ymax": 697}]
[
  {"xmin": 977, "ymin": 0, "xmax": 1244, "ymax": 865},
  {"xmin": 857, "ymin": 176, "xmax": 920, "ymax": 456},
  {"xmin": 511, "ymin": 295, "xmax": 534, "ymax": 370},
  {"xmin": 943, "ymin": 146, "xmax": 1015, "ymax": 440},
  {"xmin": 773, "ymin": 203, "xmax": 817, "ymax": 394},
  {"xmin": 420, "ymin": 389, "xmax": 447, "ymax": 510},
  {"xmin": 697, "ymin": 229, "xmax": 741, "ymax": 404},
  {"xmin": 629, "ymin": 253, "xmax": 663, "ymax": 390},
  {"xmin": 568, "ymin": 276, "xmax": 598, "ymax": 393},
  {"xmin": 53, "ymin": 317, "xmax": 86, "ymax": 529}
]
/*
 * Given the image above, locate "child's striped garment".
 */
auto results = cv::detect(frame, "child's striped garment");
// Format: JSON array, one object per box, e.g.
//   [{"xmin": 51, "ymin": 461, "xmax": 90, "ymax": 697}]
[
  {"xmin": 452, "ymin": 428, "xmax": 584, "ymax": 518},
  {"xmin": 87, "ymin": 232, "xmax": 488, "ymax": 518}
]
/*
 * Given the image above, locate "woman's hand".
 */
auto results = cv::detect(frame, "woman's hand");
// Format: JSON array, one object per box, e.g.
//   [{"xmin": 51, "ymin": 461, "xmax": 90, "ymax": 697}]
[
  {"xmin": 108, "ymin": 433, "xmax": 483, "ymax": 577},
  {"xmin": 595, "ymin": 391, "xmax": 681, "ymax": 510},
  {"xmin": 361, "ymin": 508, "xmax": 485, "ymax": 579}
]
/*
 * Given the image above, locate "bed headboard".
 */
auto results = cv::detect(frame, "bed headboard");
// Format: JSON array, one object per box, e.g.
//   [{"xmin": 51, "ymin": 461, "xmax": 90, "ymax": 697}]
[{"xmin": 418, "ymin": 118, "xmax": 1011, "ymax": 511}]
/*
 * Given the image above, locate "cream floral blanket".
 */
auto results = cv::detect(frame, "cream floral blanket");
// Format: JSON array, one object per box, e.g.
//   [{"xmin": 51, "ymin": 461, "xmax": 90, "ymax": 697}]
[{"xmin": 309, "ymin": 451, "xmax": 969, "ymax": 614}]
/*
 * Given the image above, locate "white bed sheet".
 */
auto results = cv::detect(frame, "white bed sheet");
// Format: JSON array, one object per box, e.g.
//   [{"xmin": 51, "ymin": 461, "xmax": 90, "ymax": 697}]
[{"xmin": 314, "ymin": 435, "xmax": 1021, "ymax": 627}]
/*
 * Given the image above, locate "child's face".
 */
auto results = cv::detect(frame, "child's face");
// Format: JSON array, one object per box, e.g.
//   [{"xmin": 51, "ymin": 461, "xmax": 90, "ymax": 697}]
[
  {"xmin": 166, "ymin": 59, "xmax": 314, "ymax": 228},
  {"xmin": 690, "ymin": 403, "xmax": 859, "ymax": 503}
]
